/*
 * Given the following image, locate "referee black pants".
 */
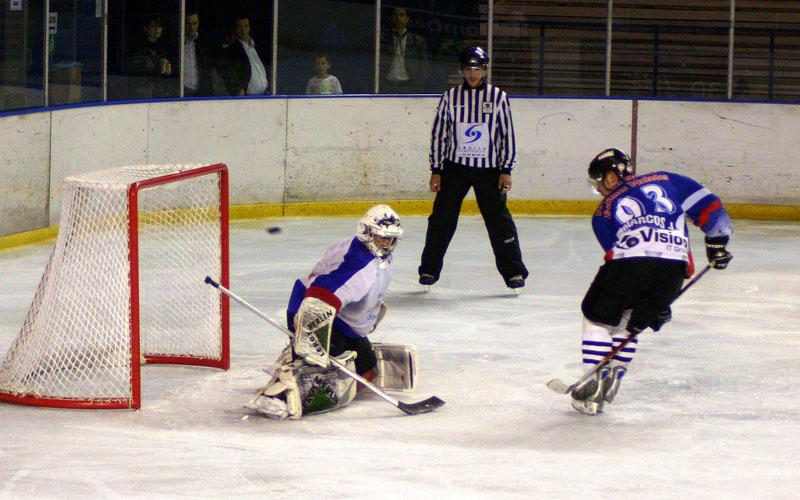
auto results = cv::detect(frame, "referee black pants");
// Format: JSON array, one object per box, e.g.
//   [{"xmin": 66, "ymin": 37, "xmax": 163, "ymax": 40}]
[{"xmin": 419, "ymin": 162, "xmax": 528, "ymax": 285}]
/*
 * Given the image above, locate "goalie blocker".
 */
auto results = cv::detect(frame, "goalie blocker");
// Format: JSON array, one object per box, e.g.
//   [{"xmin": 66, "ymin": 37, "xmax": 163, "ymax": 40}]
[
  {"xmin": 293, "ymin": 296, "xmax": 335, "ymax": 368},
  {"xmin": 249, "ymin": 343, "xmax": 418, "ymax": 419}
]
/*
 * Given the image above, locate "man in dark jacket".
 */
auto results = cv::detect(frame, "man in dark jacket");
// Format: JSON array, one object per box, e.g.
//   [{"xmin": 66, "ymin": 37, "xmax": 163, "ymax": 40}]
[
  {"xmin": 127, "ymin": 16, "xmax": 177, "ymax": 98},
  {"xmin": 183, "ymin": 10, "xmax": 221, "ymax": 97},
  {"xmin": 223, "ymin": 14, "xmax": 269, "ymax": 96},
  {"xmin": 380, "ymin": 7, "xmax": 429, "ymax": 93}
]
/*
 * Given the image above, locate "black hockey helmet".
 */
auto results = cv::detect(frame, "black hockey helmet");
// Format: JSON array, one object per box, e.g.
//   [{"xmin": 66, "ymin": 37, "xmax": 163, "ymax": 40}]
[
  {"xmin": 459, "ymin": 45, "xmax": 489, "ymax": 69},
  {"xmin": 588, "ymin": 148, "xmax": 633, "ymax": 182}
]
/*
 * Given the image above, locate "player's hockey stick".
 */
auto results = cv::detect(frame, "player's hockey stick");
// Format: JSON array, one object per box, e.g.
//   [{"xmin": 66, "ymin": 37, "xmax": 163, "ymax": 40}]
[
  {"xmin": 204, "ymin": 276, "xmax": 445, "ymax": 415},
  {"xmin": 546, "ymin": 263, "xmax": 713, "ymax": 395}
]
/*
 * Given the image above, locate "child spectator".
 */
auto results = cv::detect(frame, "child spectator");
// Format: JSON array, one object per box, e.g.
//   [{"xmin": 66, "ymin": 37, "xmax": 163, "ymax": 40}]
[{"xmin": 306, "ymin": 54, "xmax": 343, "ymax": 95}]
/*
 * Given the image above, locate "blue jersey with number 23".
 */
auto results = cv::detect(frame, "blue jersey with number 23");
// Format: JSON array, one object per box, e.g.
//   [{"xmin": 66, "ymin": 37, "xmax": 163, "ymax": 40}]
[{"xmin": 592, "ymin": 171, "xmax": 733, "ymax": 264}]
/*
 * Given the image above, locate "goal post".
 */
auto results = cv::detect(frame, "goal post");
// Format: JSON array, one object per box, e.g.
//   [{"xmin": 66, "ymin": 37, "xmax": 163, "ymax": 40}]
[{"xmin": 0, "ymin": 163, "xmax": 230, "ymax": 409}]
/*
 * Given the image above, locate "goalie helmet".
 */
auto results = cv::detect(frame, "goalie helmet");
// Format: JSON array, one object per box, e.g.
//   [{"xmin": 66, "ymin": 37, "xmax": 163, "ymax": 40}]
[
  {"xmin": 588, "ymin": 148, "xmax": 633, "ymax": 182},
  {"xmin": 357, "ymin": 204, "xmax": 403, "ymax": 262},
  {"xmin": 459, "ymin": 45, "xmax": 489, "ymax": 69}
]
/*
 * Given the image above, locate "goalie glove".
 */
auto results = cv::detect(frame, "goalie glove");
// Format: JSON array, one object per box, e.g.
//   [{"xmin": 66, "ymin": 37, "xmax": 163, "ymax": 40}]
[
  {"xmin": 293, "ymin": 297, "xmax": 335, "ymax": 368},
  {"xmin": 705, "ymin": 235, "xmax": 733, "ymax": 270}
]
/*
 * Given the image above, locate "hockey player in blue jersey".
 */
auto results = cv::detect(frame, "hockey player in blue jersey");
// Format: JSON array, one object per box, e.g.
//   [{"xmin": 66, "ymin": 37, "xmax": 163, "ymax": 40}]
[
  {"xmin": 248, "ymin": 205, "xmax": 418, "ymax": 419},
  {"xmin": 570, "ymin": 148, "xmax": 733, "ymax": 415}
]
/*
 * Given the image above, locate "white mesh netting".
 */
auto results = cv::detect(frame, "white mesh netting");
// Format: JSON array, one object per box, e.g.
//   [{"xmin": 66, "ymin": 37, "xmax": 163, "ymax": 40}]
[{"xmin": 0, "ymin": 164, "xmax": 226, "ymax": 407}]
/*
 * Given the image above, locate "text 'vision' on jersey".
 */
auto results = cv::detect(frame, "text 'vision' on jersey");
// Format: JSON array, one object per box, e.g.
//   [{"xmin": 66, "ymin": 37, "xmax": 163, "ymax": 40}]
[{"xmin": 592, "ymin": 172, "xmax": 732, "ymax": 262}]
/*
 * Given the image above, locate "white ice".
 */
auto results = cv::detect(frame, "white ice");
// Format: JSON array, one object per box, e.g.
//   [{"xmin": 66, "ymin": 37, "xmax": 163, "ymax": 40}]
[{"xmin": 1, "ymin": 216, "xmax": 799, "ymax": 499}]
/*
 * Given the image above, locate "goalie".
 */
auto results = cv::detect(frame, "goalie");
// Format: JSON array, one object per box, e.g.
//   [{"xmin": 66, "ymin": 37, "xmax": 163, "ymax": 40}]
[{"xmin": 248, "ymin": 204, "xmax": 417, "ymax": 419}]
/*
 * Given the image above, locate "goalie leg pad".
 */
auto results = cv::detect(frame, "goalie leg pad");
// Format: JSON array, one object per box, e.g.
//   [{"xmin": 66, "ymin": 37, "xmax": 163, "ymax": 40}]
[
  {"xmin": 248, "ymin": 350, "xmax": 358, "ymax": 419},
  {"xmin": 373, "ymin": 343, "xmax": 418, "ymax": 392},
  {"xmin": 293, "ymin": 297, "xmax": 335, "ymax": 368},
  {"xmin": 248, "ymin": 346, "xmax": 305, "ymax": 420},
  {"xmin": 295, "ymin": 350, "xmax": 358, "ymax": 415}
]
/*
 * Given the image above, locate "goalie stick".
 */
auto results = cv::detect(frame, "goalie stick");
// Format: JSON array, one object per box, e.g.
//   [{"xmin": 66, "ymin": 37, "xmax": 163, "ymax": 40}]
[
  {"xmin": 546, "ymin": 264, "xmax": 712, "ymax": 395},
  {"xmin": 204, "ymin": 276, "xmax": 445, "ymax": 415}
]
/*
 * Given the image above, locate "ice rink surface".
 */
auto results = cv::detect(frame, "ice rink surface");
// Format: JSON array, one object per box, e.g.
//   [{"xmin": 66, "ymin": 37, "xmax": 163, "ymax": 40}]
[{"xmin": 1, "ymin": 215, "xmax": 799, "ymax": 499}]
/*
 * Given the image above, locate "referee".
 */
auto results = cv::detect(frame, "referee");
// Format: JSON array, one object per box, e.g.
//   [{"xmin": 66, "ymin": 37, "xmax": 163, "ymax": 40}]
[{"xmin": 418, "ymin": 45, "xmax": 529, "ymax": 290}]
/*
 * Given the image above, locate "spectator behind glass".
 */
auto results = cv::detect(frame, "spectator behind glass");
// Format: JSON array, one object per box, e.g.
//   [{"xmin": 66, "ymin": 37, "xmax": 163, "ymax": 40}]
[
  {"xmin": 306, "ymin": 54, "xmax": 343, "ymax": 95},
  {"xmin": 380, "ymin": 7, "xmax": 428, "ymax": 93},
  {"xmin": 222, "ymin": 25, "xmax": 236, "ymax": 49},
  {"xmin": 183, "ymin": 10, "xmax": 222, "ymax": 97},
  {"xmin": 223, "ymin": 14, "xmax": 268, "ymax": 96},
  {"xmin": 127, "ymin": 16, "xmax": 176, "ymax": 98}
]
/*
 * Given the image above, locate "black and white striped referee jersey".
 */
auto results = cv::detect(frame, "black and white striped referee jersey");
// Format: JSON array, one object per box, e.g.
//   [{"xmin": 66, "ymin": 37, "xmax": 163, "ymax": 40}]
[{"xmin": 429, "ymin": 81, "xmax": 516, "ymax": 173}]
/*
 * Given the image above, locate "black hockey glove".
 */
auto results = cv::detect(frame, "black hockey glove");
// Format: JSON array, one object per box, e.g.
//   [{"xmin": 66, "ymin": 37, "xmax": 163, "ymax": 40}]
[
  {"xmin": 650, "ymin": 307, "xmax": 672, "ymax": 332},
  {"xmin": 705, "ymin": 236, "xmax": 733, "ymax": 270}
]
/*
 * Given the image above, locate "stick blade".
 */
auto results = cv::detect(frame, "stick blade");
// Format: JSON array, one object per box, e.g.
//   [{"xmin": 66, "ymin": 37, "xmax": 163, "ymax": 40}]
[
  {"xmin": 546, "ymin": 378, "xmax": 571, "ymax": 394},
  {"xmin": 397, "ymin": 396, "xmax": 445, "ymax": 415}
]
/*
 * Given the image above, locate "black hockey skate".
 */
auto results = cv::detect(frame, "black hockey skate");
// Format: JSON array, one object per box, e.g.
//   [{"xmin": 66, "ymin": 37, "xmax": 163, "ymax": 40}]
[
  {"xmin": 419, "ymin": 273, "xmax": 436, "ymax": 286},
  {"xmin": 507, "ymin": 275, "xmax": 525, "ymax": 289},
  {"xmin": 570, "ymin": 367, "xmax": 610, "ymax": 415},
  {"xmin": 602, "ymin": 366, "xmax": 627, "ymax": 405}
]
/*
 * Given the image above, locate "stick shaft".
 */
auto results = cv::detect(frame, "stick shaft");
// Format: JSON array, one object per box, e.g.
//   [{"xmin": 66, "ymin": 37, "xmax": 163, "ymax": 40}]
[{"xmin": 204, "ymin": 276, "xmax": 403, "ymax": 408}]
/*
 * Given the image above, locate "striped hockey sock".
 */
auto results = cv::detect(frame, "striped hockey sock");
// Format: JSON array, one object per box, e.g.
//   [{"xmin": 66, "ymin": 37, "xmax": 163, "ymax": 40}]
[{"xmin": 580, "ymin": 317, "xmax": 613, "ymax": 371}]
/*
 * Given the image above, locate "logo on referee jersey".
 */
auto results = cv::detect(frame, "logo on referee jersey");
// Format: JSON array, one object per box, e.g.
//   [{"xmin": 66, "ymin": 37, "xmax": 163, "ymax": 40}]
[
  {"xmin": 482, "ymin": 101, "xmax": 493, "ymax": 114},
  {"xmin": 456, "ymin": 122, "xmax": 489, "ymax": 158},
  {"xmin": 464, "ymin": 125, "xmax": 482, "ymax": 143}
]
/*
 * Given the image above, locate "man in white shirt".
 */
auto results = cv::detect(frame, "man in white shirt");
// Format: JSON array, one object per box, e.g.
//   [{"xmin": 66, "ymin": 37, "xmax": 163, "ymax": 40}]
[
  {"xmin": 380, "ymin": 7, "xmax": 428, "ymax": 93},
  {"xmin": 223, "ymin": 14, "xmax": 268, "ymax": 96},
  {"xmin": 182, "ymin": 10, "xmax": 217, "ymax": 97}
]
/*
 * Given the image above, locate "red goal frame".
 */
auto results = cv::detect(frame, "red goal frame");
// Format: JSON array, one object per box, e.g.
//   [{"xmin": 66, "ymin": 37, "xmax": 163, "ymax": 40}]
[{"xmin": 0, "ymin": 163, "xmax": 230, "ymax": 409}]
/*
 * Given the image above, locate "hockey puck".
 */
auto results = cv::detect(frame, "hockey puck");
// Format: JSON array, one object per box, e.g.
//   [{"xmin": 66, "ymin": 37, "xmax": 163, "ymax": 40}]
[{"xmin": 266, "ymin": 226, "xmax": 282, "ymax": 234}]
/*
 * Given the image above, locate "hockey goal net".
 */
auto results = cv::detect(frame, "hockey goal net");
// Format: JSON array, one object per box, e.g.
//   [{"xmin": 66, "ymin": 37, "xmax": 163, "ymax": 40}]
[{"xmin": 0, "ymin": 163, "xmax": 229, "ymax": 409}]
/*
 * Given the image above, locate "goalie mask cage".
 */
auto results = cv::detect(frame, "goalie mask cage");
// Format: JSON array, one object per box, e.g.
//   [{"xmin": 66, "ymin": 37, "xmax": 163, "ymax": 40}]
[{"xmin": 0, "ymin": 163, "xmax": 230, "ymax": 409}]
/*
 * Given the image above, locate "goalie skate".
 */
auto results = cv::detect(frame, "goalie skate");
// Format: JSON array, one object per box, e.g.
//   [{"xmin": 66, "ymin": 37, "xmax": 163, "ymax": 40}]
[{"xmin": 250, "ymin": 393, "xmax": 290, "ymax": 420}]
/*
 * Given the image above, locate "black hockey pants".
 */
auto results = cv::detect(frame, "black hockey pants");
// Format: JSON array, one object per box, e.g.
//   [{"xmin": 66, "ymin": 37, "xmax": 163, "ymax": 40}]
[
  {"xmin": 581, "ymin": 257, "xmax": 687, "ymax": 333},
  {"xmin": 419, "ymin": 162, "xmax": 528, "ymax": 284}
]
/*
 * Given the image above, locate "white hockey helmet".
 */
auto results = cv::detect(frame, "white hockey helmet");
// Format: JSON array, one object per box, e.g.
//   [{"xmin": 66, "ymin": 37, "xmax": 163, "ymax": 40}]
[{"xmin": 357, "ymin": 204, "xmax": 403, "ymax": 261}]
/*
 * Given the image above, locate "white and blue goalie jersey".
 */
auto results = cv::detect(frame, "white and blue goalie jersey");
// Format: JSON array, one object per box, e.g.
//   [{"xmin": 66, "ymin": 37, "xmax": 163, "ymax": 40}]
[
  {"xmin": 287, "ymin": 237, "xmax": 393, "ymax": 339},
  {"xmin": 592, "ymin": 172, "xmax": 733, "ymax": 264}
]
